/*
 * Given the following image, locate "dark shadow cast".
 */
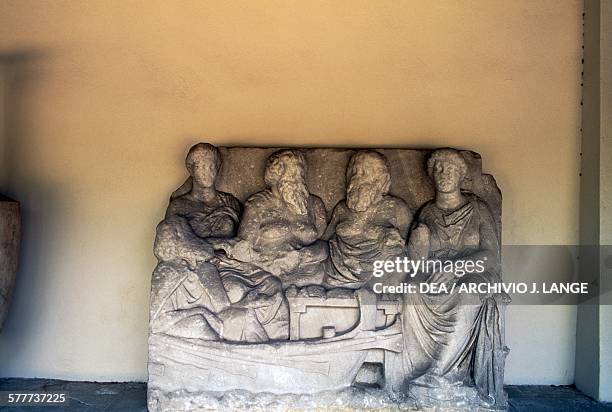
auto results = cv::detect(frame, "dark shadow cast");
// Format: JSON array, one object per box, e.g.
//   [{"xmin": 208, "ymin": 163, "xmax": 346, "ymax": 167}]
[{"xmin": 0, "ymin": 49, "xmax": 65, "ymax": 376}]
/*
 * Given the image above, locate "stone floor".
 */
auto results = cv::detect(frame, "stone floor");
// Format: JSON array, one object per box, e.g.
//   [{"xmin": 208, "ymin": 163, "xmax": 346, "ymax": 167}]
[{"xmin": 0, "ymin": 379, "xmax": 611, "ymax": 411}]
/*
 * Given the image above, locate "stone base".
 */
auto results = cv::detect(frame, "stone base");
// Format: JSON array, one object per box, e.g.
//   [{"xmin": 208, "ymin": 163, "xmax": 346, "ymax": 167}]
[
  {"xmin": 408, "ymin": 383, "xmax": 507, "ymax": 411},
  {"xmin": 148, "ymin": 386, "xmax": 508, "ymax": 411},
  {"xmin": 148, "ymin": 387, "xmax": 417, "ymax": 411}
]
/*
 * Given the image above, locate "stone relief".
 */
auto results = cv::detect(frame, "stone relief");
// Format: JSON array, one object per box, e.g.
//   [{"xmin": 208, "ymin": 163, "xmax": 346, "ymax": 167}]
[{"xmin": 147, "ymin": 144, "xmax": 509, "ymax": 411}]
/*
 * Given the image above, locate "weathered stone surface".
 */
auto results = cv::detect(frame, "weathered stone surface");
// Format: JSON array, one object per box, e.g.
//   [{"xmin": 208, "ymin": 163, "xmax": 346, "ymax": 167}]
[
  {"xmin": 147, "ymin": 144, "xmax": 507, "ymax": 411},
  {"xmin": 0, "ymin": 195, "xmax": 20, "ymax": 331}
]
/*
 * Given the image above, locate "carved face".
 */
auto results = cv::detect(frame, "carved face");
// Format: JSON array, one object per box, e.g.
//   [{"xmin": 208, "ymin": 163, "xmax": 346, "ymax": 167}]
[
  {"xmin": 188, "ymin": 151, "xmax": 218, "ymax": 188},
  {"xmin": 347, "ymin": 176, "xmax": 380, "ymax": 212},
  {"xmin": 432, "ymin": 161, "xmax": 462, "ymax": 193},
  {"xmin": 277, "ymin": 162, "xmax": 309, "ymax": 216},
  {"xmin": 154, "ymin": 217, "xmax": 206, "ymax": 268},
  {"xmin": 346, "ymin": 154, "xmax": 389, "ymax": 212},
  {"xmin": 265, "ymin": 151, "xmax": 310, "ymax": 215}
]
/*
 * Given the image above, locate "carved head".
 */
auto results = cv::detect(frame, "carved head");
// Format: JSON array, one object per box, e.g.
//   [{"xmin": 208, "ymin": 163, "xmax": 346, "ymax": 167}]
[
  {"xmin": 427, "ymin": 148, "xmax": 468, "ymax": 193},
  {"xmin": 264, "ymin": 150, "xmax": 309, "ymax": 215},
  {"xmin": 154, "ymin": 217, "xmax": 201, "ymax": 268},
  {"xmin": 185, "ymin": 143, "xmax": 222, "ymax": 188},
  {"xmin": 346, "ymin": 151, "xmax": 391, "ymax": 212}
]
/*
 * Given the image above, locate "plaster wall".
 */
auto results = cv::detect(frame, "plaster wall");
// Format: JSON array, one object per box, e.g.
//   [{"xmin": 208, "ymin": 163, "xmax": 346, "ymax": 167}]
[{"xmin": 0, "ymin": 0, "xmax": 582, "ymax": 383}]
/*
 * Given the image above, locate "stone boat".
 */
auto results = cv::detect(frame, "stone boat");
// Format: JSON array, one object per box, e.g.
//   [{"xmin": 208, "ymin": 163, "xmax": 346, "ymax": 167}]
[{"xmin": 148, "ymin": 303, "xmax": 403, "ymax": 395}]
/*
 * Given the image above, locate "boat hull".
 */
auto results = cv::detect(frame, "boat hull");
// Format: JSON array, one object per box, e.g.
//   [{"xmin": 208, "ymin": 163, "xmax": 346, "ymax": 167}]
[{"xmin": 148, "ymin": 323, "xmax": 403, "ymax": 395}]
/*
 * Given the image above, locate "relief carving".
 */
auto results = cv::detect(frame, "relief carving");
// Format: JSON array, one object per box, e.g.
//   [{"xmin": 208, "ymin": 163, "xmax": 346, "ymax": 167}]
[{"xmin": 147, "ymin": 144, "xmax": 509, "ymax": 411}]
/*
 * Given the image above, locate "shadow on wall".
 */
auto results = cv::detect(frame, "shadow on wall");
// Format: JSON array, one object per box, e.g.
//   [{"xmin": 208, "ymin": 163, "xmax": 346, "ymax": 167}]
[{"xmin": 0, "ymin": 50, "xmax": 66, "ymax": 373}]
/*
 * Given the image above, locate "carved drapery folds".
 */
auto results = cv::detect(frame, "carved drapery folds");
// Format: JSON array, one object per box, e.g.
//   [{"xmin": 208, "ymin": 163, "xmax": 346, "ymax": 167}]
[{"xmin": 147, "ymin": 144, "xmax": 509, "ymax": 411}]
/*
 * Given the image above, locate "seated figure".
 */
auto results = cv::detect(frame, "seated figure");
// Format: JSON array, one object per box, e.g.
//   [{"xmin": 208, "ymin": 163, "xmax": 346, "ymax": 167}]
[
  {"xmin": 150, "ymin": 143, "xmax": 288, "ymax": 342},
  {"xmin": 324, "ymin": 150, "xmax": 412, "ymax": 289},
  {"xmin": 401, "ymin": 148, "xmax": 508, "ymax": 408},
  {"xmin": 215, "ymin": 149, "xmax": 328, "ymax": 288},
  {"xmin": 150, "ymin": 217, "xmax": 268, "ymax": 342}
]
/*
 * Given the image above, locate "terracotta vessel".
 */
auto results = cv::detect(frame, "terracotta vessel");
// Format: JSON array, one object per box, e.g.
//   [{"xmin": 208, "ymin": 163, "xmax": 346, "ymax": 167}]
[{"xmin": 0, "ymin": 195, "xmax": 20, "ymax": 330}]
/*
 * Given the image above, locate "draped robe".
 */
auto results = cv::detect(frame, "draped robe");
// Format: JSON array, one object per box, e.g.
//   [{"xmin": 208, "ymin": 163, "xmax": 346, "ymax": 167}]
[
  {"xmin": 324, "ymin": 196, "xmax": 411, "ymax": 289},
  {"xmin": 402, "ymin": 194, "xmax": 508, "ymax": 406}
]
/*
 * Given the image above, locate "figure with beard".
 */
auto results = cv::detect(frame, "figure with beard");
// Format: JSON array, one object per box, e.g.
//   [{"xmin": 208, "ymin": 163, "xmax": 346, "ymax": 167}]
[
  {"xmin": 323, "ymin": 150, "xmax": 412, "ymax": 289},
  {"xmin": 215, "ymin": 150, "xmax": 328, "ymax": 288}
]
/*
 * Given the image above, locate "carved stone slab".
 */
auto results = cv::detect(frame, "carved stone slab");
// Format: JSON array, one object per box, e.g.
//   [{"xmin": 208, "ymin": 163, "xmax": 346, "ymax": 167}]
[{"xmin": 147, "ymin": 145, "xmax": 506, "ymax": 411}]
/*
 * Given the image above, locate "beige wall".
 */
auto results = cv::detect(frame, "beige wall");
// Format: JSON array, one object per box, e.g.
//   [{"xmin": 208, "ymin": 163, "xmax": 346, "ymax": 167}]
[{"xmin": 0, "ymin": 1, "xmax": 582, "ymax": 383}]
